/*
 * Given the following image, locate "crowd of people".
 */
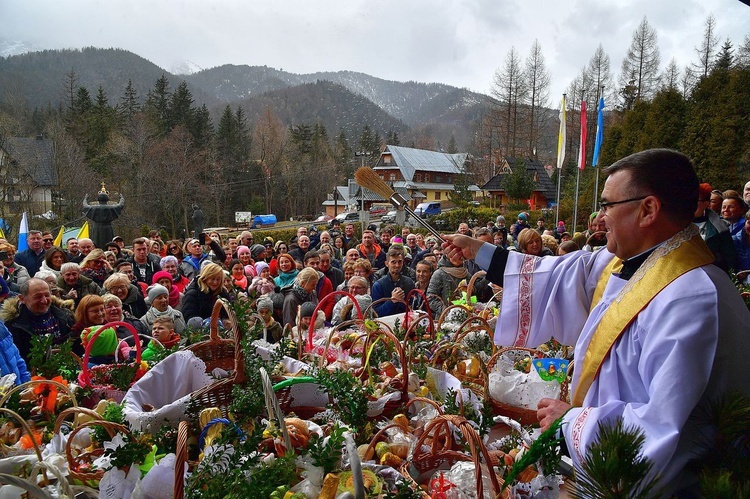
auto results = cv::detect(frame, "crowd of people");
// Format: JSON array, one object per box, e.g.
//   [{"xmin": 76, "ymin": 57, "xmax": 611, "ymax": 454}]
[
  {"xmin": 0, "ymin": 172, "xmax": 749, "ymax": 376},
  {"xmin": 0, "ymin": 148, "xmax": 746, "ymax": 493}
]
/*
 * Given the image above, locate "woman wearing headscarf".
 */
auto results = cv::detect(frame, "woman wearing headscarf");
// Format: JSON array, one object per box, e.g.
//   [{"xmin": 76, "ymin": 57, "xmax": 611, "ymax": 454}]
[
  {"xmin": 426, "ymin": 253, "xmax": 469, "ymax": 316},
  {"xmin": 281, "ymin": 267, "xmax": 319, "ymax": 327}
]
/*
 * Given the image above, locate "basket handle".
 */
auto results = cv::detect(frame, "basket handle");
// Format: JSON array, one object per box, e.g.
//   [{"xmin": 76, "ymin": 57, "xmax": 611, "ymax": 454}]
[
  {"xmin": 362, "ymin": 296, "xmax": 408, "ymax": 319},
  {"xmin": 0, "ymin": 378, "xmax": 78, "ymax": 411},
  {"xmin": 308, "ymin": 290, "xmax": 363, "ymax": 351},
  {"xmin": 435, "ymin": 303, "xmax": 472, "ymax": 330},
  {"xmin": 80, "ymin": 321, "xmax": 142, "ymax": 387},
  {"xmin": 465, "ymin": 270, "xmax": 486, "ymax": 301},
  {"xmin": 174, "ymin": 420, "xmax": 190, "ymax": 499},
  {"xmin": 114, "ymin": 334, "xmax": 163, "ymax": 362},
  {"xmin": 0, "ymin": 407, "xmax": 44, "ymax": 462},
  {"xmin": 209, "ymin": 298, "xmax": 244, "ymax": 383},
  {"xmin": 54, "ymin": 406, "xmax": 103, "ymax": 434},
  {"xmin": 362, "ymin": 326, "xmax": 409, "ymax": 400},
  {"xmin": 0, "ymin": 473, "xmax": 53, "ymax": 498},
  {"xmin": 66, "ymin": 420, "xmax": 130, "ymax": 475}
]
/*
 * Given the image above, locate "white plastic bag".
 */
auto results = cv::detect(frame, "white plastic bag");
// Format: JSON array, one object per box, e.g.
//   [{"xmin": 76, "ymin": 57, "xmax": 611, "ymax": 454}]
[{"xmin": 488, "ymin": 358, "xmax": 560, "ymax": 409}]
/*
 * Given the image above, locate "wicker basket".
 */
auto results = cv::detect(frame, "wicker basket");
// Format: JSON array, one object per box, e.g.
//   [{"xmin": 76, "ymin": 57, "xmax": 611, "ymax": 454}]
[
  {"xmin": 361, "ymin": 325, "xmax": 410, "ymax": 420},
  {"xmin": 186, "ymin": 299, "xmax": 236, "ymax": 373},
  {"xmin": 400, "ymin": 414, "xmax": 507, "ymax": 499},
  {"xmin": 0, "ymin": 377, "xmax": 79, "ymax": 417},
  {"xmin": 65, "ymin": 419, "xmax": 131, "ymax": 486},
  {"xmin": 173, "ymin": 420, "xmax": 193, "ymax": 499},
  {"xmin": 0, "ymin": 407, "xmax": 44, "ymax": 460},
  {"xmin": 79, "ymin": 321, "xmax": 144, "ymax": 403},
  {"xmin": 188, "ymin": 299, "xmax": 243, "ymax": 419},
  {"xmin": 481, "ymin": 347, "xmax": 571, "ymax": 426}
]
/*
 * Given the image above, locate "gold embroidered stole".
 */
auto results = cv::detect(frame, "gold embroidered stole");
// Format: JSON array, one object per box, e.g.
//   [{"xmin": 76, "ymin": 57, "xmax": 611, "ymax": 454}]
[{"xmin": 572, "ymin": 227, "xmax": 714, "ymax": 406}]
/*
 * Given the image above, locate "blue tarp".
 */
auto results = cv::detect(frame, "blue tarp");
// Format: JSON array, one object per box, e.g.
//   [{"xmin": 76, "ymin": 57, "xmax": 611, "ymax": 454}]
[{"xmin": 251, "ymin": 214, "xmax": 277, "ymax": 228}]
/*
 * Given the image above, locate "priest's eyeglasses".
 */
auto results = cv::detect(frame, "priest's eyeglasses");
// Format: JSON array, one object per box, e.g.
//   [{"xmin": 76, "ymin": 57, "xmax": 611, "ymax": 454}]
[{"xmin": 599, "ymin": 196, "xmax": 647, "ymax": 213}]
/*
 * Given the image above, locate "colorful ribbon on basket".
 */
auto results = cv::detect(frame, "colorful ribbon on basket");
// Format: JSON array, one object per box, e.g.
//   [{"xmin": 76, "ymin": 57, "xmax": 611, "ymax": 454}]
[{"xmin": 31, "ymin": 375, "xmax": 67, "ymax": 413}]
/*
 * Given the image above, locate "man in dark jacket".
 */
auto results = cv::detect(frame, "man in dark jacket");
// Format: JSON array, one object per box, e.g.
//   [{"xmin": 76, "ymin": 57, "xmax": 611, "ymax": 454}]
[
  {"xmin": 0, "ymin": 278, "xmax": 77, "ymax": 362},
  {"xmin": 371, "ymin": 246, "xmax": 414, "ymax": 316},
  {"xmin": 128, "ymin": 237, "xmax": 161, "ymax": 285},
  {"xmin": 14, "ymin": 230, "xmax": 45, "ymax": 277}
]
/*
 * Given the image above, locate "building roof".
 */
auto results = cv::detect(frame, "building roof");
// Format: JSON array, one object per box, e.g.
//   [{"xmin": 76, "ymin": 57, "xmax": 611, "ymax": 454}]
[
  {"xmin": 374, "ymin": 145, "xmax": 468, "ymax": 181},
  {"xmin": 396, "ymin": 181, "xmax": 481, "ymax": 192},
  {"xmin": 3, "ymin": 137, "xmax": 56, "ymax": 186},
  {"xmin": 482, "ymin": 157, "xmax": 557, "ymax": 200},
  {"xmin": 351, "ymin": 184, "xmax": 410, "ymax": 202}
]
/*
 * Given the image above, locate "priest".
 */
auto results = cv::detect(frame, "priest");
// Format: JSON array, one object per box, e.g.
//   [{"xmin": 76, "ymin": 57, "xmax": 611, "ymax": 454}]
[{"xmin": 442, "ymin": 149, "xmax": 750, "ymax": 494}]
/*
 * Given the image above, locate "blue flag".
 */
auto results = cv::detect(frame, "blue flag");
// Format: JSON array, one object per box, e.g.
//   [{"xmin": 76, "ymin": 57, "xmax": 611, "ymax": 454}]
[
  {"xmin": 17, "ymin": 212, "xmax": 28, "ymax": 251},
  {"xmin": 592, "ymin": 97, "xmax": 605, "ymax": 167}
]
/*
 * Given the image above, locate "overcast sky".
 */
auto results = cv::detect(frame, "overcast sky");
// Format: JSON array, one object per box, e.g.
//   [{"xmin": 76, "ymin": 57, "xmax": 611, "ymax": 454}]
[{"xmin": 3, "ymin": 0, "xmax": 748, "ymax": 103}]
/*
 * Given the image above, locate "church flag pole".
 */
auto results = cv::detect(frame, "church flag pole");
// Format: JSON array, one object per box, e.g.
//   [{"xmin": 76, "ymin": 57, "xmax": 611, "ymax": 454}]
[
  {"xmin": 592, "ymin": 94, "xmax": 605, "ymax": 213},
  {"xmin": 554, "ymin": 94, "xmax": 567, "ymax": 225},
  {"xmin": 572, "ymin": 101, "xmax": 587, "ymax": 235}
]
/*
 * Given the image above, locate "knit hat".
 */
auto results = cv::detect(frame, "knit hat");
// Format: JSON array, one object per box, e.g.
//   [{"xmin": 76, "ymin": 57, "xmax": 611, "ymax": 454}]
[
  {"xmin": 392, "ymin": 236, "xmax": 403, "ymax": 244},
  {"xmin": 82, "ymin": 326, "xmax": 118, "ymax": 357},
  {"xmin": 255, "ymin": 261, "xmax": 269, "ymax": 275},
  {"xmin": 237, "ymin": 245, "xmax": 251, "ymax": 256},
  {"xmin": 251, "ymin": 244, "xmax": 267, "ymax": 259},
  {"xmin": 152, "ymin": 270, "xmax": 173, "ymax": 285},
  {"xmin": 244, "ymin": 264, "xmax": 255, "ymax": 276},
  {"xmin": 146, "ymin": 284, "xmax": 169, "ymax": 305},
  {"xmin": 256, "ymin": 296, "xmax": 273, "ymax": 312},
  {"xmin": 264, "ymin": 236, "xmax": 274, "ymax": 247},
  {"xmin": 558, "ymin": 221, "xmax": 565, "ymax": 227},
  {"xmin": 496, "ymin": 215, "xmax": 505, "ymax": 222},
  {"xmin": 517, "ymin": 213, "xmax": 528, "ymax": 221},
  {"xmin": 299, "ymin": 302, "xmax": 316, "ymax": 319}
]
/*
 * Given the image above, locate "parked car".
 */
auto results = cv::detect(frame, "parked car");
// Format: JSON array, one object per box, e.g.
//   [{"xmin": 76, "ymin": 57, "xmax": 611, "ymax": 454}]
[
  {"xmin": 381, "ymin": 210, "xmax": 398, "ymax": 224},
  {"xmin": 414, "ymin": 202, "xmax": 442, "ymax": 218},
  {"xmin": 329, "ymin": 211, "xmax": 359, "ymax": 227},
  {"xmin": 369, "ymin": 205, "xmax": 388, "ymax": 217},
  {"xmin": 314, "ymin": 214, "xmax": 333, "ymax": 223}
]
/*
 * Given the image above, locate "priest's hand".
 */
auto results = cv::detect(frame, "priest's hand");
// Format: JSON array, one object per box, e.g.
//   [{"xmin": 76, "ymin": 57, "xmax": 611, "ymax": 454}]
[
  {"xmin": 441, "ymin": 234, "xmax": 483, "ymax": 261},
  {"xmin": 538, "ymin": 398, "xmax": 571, "ymax": 431}
]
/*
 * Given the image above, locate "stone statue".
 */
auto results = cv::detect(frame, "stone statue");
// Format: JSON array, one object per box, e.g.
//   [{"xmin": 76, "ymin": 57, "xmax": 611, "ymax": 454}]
[
  {"xmin": 82, "ymin": 182, "xmax": 125, "ymax": 249},
  {"xmin": 191, "ymin": 204, "xmax": 205, "ymax": 238}
]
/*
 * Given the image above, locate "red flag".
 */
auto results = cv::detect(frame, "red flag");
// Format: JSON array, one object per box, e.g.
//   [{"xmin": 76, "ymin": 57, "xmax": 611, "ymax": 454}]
[{"xmin": 578, "ymin": 101, "xmax": 587, "ymax": 170}]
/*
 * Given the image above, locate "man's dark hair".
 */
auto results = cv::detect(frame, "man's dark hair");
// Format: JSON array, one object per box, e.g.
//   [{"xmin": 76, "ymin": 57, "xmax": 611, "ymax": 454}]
[
  {"xmin": 115, "ymin": 259, "xmax": 132, "ymax": 270},
  {"xmin": 387, "ymin": 246, "xmax": 405, "ymax": 259},
  {"xmin": 303, "ymin": 250, "xmax": 320, "ymax": 263},
  {"xmin": 604, "ymin": 149, "xmax": 698, "ymax": 225},
  {"xmin": 132, "ymin": 237, "xmax": 148, "ymax": 246}
]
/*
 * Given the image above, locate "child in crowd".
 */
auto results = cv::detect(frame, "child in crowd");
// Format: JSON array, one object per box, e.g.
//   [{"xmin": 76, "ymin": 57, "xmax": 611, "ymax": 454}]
[
  {"xmin": 228, "ymin": 259, "xmax": 248, "ymax": 292},
  {"xmin": 152, "ymin": 270, "xmax": 183, "ymax": 310},
  {"xmin": 291, "ymin": 301, "xmax": 325, "ymax": 337},
  {"xmin": 81, "ymin": 325, "xmax": 130, "ymax": 367},
  {"xmin": 142, "ymin": 316, "xmax": 181, "ymax": 361},
  {"xmin": 141, "ymin": 284, "xmax": 186, "ymax": 334},
  {"xmin": 249, "ymin": 262, "xmax": 275, "ymax": 296},
  {"xmin": 256, "ymin": 296, "xmax": 283, "ymax": 343}
]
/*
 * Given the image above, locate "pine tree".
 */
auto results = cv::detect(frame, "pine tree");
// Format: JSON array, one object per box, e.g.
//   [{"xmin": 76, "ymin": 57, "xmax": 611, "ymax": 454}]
[
  {"xmin": 119, "ymin": 79, "xmax": 140, "ymax": 123},
  {"xmin": 504, "ymin": 159, "xmax": 535, "ymax": 204},
  {"xmin": 692, "ymin": 14, "xmax": 719, "ymax": 78},
  {"xmin": 144, "ymin": 74, "xmax": 170, "ymax": 137},
  {"xmin": 447, "ymin": 135, "xmax": 458, "ymax": 154},
  {"xmin": 168, "ymin": 81, "xmax": 194, "ymax": 132},
  {"xmin": 491, "ymin": 47, "xmax": 527, "ymax": 157},
  {"xmin": 523, "ymin": 40, "xmax": 551, "ymax": 158},
  {"xmin": 619, "ymin": 17, "xmax": 661, "ymax": 108}
]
